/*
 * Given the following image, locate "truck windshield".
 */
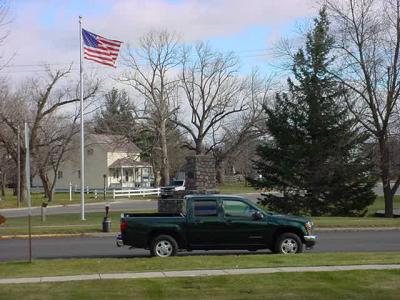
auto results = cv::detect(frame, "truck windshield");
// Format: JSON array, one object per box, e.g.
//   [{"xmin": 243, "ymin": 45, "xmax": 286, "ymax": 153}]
[{"xmin": 171, "ymin": 180, "xmax": 184, "ymax": 186}]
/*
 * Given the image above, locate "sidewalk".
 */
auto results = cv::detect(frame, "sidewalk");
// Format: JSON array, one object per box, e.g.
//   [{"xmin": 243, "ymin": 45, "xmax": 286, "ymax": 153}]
[{"xmin": 1, "ymin": 264, "xmax": 399, "ymax": 284}]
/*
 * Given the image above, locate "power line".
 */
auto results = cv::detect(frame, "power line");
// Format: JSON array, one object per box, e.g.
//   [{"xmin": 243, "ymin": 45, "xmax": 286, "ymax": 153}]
[{"xmin": 0, "ymin": 47, "xmax": 273, "ymax": 73}]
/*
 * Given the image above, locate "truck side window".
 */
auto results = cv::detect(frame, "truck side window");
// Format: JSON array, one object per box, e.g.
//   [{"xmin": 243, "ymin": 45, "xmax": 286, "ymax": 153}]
[
  {"xmin": 223, "ymin": 200, "xmax": 256, "ymax": 218},
  {"xmin": 193, "ymin": 200, "xmax": 218, "ymax": 217}
]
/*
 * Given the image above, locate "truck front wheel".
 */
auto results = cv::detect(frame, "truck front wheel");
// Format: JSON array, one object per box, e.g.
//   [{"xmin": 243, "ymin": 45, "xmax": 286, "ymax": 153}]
[
  {"xmin": 150, "ymin": 235, "xmax": 178, "ymax": 257},
  {"xmin": 274, "ymin": 233, "xmax": 303, "ymax": 254}
]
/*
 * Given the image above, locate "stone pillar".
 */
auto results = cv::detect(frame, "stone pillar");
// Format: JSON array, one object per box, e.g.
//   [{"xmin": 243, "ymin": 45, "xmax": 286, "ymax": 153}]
[
  {"xmin": 158, "ymin": 155, "xmax": 218, "ymax": 213},
  {"xmin": 185, "ymin": 155, "xmax": 217, "ymax": 192}
]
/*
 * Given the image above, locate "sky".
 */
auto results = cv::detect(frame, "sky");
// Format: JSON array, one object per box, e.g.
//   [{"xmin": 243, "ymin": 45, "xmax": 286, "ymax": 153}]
[{"xmin": 1, "ymin": 0, "xmax": 317, "ymax": 82}]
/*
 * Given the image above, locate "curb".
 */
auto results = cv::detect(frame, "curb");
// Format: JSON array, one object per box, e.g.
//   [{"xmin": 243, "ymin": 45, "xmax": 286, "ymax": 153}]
[
  {"xmin": 315, "ymin": 227, "xmax": 400, "ymax": 232},
  {"xmin": 1, "ymin": 264, "xmax": 400, "ymax": 285},
  {"xmin": 0, "ymin": 232, "xmax": 116, "ymax": 240}
]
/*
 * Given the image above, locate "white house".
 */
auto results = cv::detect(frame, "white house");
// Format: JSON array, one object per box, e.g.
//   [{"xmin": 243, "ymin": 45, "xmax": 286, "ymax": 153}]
[{"xmin": 33, "ymin": 134, "xmax": 154, "ymax": 190}]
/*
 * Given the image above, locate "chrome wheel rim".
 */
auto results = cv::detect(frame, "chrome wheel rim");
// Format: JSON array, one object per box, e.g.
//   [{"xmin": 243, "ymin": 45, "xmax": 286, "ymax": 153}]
[
  {"xmin": 281, "ymin": 238, "xmax": 298, "ymax": 254},
  {"xmin": 155, "ymin": 240, "xmax": 173, "ymax": 257}
]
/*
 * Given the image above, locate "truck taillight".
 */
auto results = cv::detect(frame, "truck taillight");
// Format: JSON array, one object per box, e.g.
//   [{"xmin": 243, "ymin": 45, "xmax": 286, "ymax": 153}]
[{"xmin": 120, "ymin": 220, "xmax": 128, "ymax": 232}]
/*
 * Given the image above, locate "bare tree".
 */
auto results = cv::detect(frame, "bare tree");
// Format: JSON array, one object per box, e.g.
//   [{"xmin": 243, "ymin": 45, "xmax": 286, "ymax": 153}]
[
  {"xmin": 325, "ymin": 0, "xmax": 400, "ymax": 217},
  {"xmin": 176, "ymin": 42, "xmax": 247, "ymax": 155},
  {"xmin": 0, "ymin": 67, "xmax": 99, "ymax": 202},
  {"xmin": 120, "ymin": 30, "xmax": 180, "ymax": 186},
  {"xmin": 0, "ymin": 0, "xmax": 12, "ymax": 71},
  {"xmin": 35, "ymin": 112, "xmax": 79, "ymax": 201},
  {"xmin": 212, "ymin": 70, "xmax": 271, "ymax": 183},
  {"xmin": 0, "ymin": 147, "xmax": 13, "ymax": 197},
  {"xmin": 0, "ymin": 86, "xmax": 30, "ymax": 202}
]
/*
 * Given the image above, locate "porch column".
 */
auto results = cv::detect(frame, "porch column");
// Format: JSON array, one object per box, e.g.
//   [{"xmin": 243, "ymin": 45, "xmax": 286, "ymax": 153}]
[{"xmin": 121, "ymin": 166, "xmax": 124, "ymax": 186}]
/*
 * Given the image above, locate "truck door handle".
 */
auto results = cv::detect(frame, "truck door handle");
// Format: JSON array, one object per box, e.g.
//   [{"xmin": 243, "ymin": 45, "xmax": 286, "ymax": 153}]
[{"xmin": 194, "ymin": 220, "xmax": 204, "ymax": 224}]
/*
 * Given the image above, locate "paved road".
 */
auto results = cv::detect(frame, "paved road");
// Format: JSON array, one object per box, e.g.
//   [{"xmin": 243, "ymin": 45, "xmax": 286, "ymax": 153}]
[
  {"xmin": 1, "ymin": 230, "xmax": 399, "ymax": 261},
  {"xmin": 0, "ymin": 194, "xmax": 262, "ymax": 218}
]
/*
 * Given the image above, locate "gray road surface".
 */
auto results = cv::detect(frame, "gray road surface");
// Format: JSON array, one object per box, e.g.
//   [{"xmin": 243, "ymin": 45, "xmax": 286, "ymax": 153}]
[{"xmin": 1, "ymin": 230, "xmax": 399, "ymax": 261}]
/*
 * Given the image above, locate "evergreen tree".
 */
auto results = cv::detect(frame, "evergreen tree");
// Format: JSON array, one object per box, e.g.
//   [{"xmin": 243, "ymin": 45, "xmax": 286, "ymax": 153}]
[
  {"xmin": 94, "ymin": 88, "xmax": 136, "ymax": 138},
  {"xmin": 252, "ymin": 9, "xmax": 376, "ymax": 216}
]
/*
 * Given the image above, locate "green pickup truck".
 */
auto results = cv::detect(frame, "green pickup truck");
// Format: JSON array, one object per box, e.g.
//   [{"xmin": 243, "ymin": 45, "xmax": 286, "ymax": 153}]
[{"xmin": 116, "ymin": 195, "xmax": 316, "ymax": 257}]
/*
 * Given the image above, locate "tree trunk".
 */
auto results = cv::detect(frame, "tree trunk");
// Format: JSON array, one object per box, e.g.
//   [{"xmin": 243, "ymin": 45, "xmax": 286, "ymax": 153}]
[
  {"xmin": 215, "ymin": 159, "xmax": 225, "ymax": 185},
  {"xmin": 19, "ymin": 152, "xmax": 28, "ymax": 204},
  {"xmin": 39, "ymin": 169, "xmax": 53, "ymax": 202},
  {"xmin": 159, "ymin": 121, "xmax": 170, "ymax": 186},
  {"xmin": 1, "ymin": 171, "xmax": 5, "ymax": 197},
  {"xmin": 378, "ymin": 136, "xmax": 394, "ymax": 218},
  {"xmin": 195, "ymin": 139, "xmax": 204, "ymax": 155}
]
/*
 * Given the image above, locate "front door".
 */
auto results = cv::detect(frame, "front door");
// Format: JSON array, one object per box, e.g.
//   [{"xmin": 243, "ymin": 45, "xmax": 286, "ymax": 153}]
[{"xmin": 220, "ymin": 199, "xmax": 267, "ymax": 247}]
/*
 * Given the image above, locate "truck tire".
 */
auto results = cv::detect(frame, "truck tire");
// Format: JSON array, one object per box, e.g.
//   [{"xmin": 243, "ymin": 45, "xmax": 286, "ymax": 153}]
[
  {"xmin": 274, "ymin": 233, "xmax": 303, "ymax": 254},
  {"xmin": 150, "ymin": 235, "xmax": 178, "ymax": 257}
]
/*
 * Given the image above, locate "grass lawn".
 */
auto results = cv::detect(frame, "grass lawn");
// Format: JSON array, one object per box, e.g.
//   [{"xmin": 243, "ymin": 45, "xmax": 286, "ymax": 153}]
[
  {"xmin": 1, "ymin": 252, "xmax": 400, "ymax": 279},
  {"xmin": 313, "ymin": 216, "xmax": 400, "ymax": 228},
  {"xmin": 308, "ymin": 196, "xmax": 400, "ymax": 228},
  {"xmin": 217, "ymin": 182, "xmax": 257, "ymax": 194},
  {"xmin": 366, "ymin": 195, "xmax": 400, "ymax": 214},
  {"xmin": 1, "ymin": 270, "xmax": 400, "ymax": 300}
]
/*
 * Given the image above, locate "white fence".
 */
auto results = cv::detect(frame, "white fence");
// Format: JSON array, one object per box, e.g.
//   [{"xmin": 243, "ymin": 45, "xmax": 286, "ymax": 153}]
[{"xmin": 112, "ymin": 188, "xmax": 160, "ymax": 200}]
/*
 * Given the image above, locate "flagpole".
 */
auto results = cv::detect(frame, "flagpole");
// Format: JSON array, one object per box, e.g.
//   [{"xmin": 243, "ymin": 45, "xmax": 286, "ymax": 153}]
[
  {"xmin": 25, "ymin": 122, "xmax": 32, "ymax": 263},
  {"xmin": 79, "ymin": 16, "xmax": 85, "ymax": 220}
]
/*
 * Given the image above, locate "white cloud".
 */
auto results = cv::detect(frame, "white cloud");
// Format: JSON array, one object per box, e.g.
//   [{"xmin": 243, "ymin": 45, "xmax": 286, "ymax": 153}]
[
  {"xmin": 1, "ymin": 0, "xmax": 317, "ymax": 82},
  {"xmin": 90, "ymin": 0, "xmax": 316, "ymax": 43}
]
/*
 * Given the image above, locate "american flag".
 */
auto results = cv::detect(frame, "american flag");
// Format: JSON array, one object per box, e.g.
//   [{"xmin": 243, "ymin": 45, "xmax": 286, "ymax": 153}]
[{"xmin": 82, "ymin": 28, "xmax": 122, "ymax": 68}]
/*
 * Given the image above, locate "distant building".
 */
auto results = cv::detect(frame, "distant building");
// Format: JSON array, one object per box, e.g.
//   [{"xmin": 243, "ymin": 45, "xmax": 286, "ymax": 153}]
[{"xmin": 32, "ymin": 134, "xmax": 154, "ymax": 190}]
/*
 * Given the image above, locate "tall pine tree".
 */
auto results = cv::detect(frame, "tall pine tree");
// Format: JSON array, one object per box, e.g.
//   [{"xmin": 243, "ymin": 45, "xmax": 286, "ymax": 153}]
[
  {"xmin": 252, "ymin": 9, "xmax": 376, "ymax": 216},
  {"xmin": 94, "ymin": 88, "xmax": 136, "ymax": 138}
]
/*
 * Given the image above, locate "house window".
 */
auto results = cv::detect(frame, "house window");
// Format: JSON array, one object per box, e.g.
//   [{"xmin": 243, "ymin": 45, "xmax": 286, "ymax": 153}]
[
  {"xmin": 78, "ymin": 170, "xmax": 81, "ymax": 179},
  {"xmin": 87, "ymin": 148, "xmax": 94, "ymax": 155},
  {"xmin": 112, "ymin": 169, "xmax": 120, "ymax": 179},
  {"xmin": 57, "ymin": 170, "xmax": 63, "ymax": 179}
]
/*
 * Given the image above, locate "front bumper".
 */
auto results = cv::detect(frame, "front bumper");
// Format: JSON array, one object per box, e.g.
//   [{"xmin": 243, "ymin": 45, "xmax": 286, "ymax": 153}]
[
  {"xmin": 116, "ymin": 234, "xmax": 124, "ymax": 247},
  {"xmin": 304, "ymin": 235, "xmax": 317, "ymax": 249}
]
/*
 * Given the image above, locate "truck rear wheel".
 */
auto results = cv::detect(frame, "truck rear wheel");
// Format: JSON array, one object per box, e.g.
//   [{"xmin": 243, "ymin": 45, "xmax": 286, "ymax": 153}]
[
  {"xmin": 274, "ymin": 233, "xmax": 303, "ymax": 254},
  {"xmin": 150, "ymin": 235, "xmax": 178, "ymax": 257}
]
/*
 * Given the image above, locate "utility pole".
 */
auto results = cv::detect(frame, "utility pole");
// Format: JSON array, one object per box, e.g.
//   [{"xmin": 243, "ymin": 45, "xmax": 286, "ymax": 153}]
[{"xmin": 17, "ymin": 125, "xmax": 21, "ymax": 208}]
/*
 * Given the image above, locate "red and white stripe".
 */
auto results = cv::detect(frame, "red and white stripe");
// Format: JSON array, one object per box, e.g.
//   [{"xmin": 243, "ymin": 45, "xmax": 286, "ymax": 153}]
[{"xmin": 84, "ymin": 35, "xmax": 122, "ymax": 68}]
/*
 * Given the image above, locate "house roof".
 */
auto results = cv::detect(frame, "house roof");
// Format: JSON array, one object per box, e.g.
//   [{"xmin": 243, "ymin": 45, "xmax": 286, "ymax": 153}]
[
  {"xmin": 88, "ymin": 134, "xmax": 141, "ymax": 153},
  {"xmin": 109, "ymin": 157, "xmax": 152, "ymax": 168}
]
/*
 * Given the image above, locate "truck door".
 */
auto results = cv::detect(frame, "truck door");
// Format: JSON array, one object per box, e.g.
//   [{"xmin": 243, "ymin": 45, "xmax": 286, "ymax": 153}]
[
  {"xmin": 220, "ymin": 199, "xmax": 267, "ymax": 247},
  {"xmin": 186, "ymin": 198, "xmax": 225, "ymax": 248}
]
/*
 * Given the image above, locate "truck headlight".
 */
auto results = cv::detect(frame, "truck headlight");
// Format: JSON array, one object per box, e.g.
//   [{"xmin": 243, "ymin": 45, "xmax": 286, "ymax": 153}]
[{"xmin": 305, "ymin": 221, "xmax": 313, "ymax": 235}]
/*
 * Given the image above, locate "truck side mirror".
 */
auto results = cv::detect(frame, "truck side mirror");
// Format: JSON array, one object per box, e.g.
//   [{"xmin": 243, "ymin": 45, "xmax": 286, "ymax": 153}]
[{"xmin": 252, "ymin": 211, "xmax": 263, "ymax": 220}]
